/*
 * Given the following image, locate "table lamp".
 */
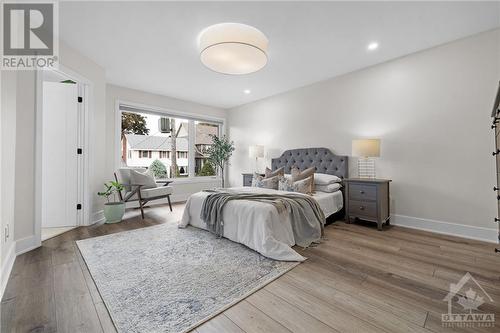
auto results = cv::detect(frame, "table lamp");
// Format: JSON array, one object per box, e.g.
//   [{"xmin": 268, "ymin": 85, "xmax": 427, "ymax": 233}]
[
  {"xmin": 249, "ymin": 145, "xmax": 264, "ymax": 173},
  {"xmin": 352, "ymin": 139, "xmax": 380, "ymax": 178}
]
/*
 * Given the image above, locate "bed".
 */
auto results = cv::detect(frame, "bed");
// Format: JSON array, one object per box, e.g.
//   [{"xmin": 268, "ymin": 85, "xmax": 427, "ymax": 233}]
[{"xmin": 179, "ymin": 148, "xmax": 348, "ymax": 261}]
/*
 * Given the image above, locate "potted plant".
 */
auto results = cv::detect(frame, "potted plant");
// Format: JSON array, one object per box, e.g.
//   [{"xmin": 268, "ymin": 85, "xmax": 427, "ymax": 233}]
[
  {"xmin": 98, "ymin": 181, "xmax": 125, "ymax": 223},
  {"xmin": 206, "ymin": 135, "xmax": 235, "ymax": 188}
]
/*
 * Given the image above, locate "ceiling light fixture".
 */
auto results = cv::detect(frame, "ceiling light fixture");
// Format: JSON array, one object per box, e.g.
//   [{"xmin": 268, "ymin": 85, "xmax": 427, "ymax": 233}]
[
  {"xmin": 367, "ymin": 42, "xmax": 379, "ymax": 51},
  {"xmin": 244, "ymin": 89, "xmax": 251, "ymax": 94},
  {"xmin": 198, "ymin": 23, "xmax": 269, "ymax": 75}
]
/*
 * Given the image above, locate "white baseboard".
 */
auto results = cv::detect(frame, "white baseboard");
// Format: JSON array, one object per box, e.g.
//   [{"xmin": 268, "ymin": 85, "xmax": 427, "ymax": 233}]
[
  {"xmin": 1, "ymin": 243, "xmax": 16, "ymax": 299},
  {"xmin": 170, "ymin": 193, "xmax": 189, "ymax": 203},
  {"xmin": 124, "ymin": 195, "xmax": 188, "ymax": 209},
  {"xmin": 392, "ymin": 214, "xmax": 498, "ymax": 243},
  {"xmin": 91, "ymin": 210, "xmax": 105, "ymax": 224},
  {"xmin": 16, "ymin": 235, "xmax": 40, "ymax": 255}
]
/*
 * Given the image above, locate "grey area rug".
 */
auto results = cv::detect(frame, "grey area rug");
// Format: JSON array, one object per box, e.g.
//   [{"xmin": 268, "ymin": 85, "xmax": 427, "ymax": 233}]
[{"xmin": 77, "ymin": 222, "xmax": 299, "ymax": 333}]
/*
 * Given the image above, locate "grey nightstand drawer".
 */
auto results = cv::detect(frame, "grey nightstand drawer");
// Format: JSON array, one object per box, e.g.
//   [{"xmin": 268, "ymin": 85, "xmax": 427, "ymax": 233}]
[
  {"xmin": 242, "ymin": 174, "xmax": 253, "ymax": 187},
  {"xmin": 348, "ymin": 199, "xmax": 377, "ymax": 218},
  {"xmin": 349, "ymin": 184, "xmax": 377, "ymax": 201}
]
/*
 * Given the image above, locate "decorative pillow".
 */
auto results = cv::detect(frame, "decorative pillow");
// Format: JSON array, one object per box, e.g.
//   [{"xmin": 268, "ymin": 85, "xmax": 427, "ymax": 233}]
[
  {"xmin": 130, "ymin": 169, "xmax": 157, "ymax": 189},
  {"xmin": 278, "ymin": 175, "xmax": 294, "ymax": 192},
  {"xmin": 291, "ymin": 166, "xmax": 315, "ymax": 193},
  {"xmin": 262, "ymin": 176, "xmax": 280, "ymax": 190},
  {"xmin": 315, "ymin": 183, "xmax": 342, "ymax": 193},
  {"xmin": 251, "ymin": 173, "xmax": 263, "ymax": 187},
  {"xmin": 292, "ymin": 176, "xmax": 314, "ymax": 195},
  {"xmin": 265, "ymin": 166, "xmax": 284, "ymax": 179},
  {"xmin": 314, "ymin": 173, "xmax": 342, "ymax": 185},
  {"xmin": 252, "ymin": 173, "xmax": 279, "ymax": 190}
]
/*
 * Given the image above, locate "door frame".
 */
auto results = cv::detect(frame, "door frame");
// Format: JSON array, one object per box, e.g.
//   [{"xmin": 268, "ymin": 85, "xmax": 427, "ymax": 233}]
[{"xmin": 35, "ymin": 64, "xmax": 91, "ymax": 247}]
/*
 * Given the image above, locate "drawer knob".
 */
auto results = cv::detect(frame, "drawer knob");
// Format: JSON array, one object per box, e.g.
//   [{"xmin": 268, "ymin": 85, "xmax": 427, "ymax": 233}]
[
  {"xmin": 495, "ymin": 187, "xmax": 499, "ymax": 191},
  {"xmin": 359, "ymin": 206, "xmax": 365, "ymax": 210},
  {"xmin": 360, "ymin": 190, "xmax": 365, "ymax": 194},
  {"xmin": 493, "ymin": 149, "xmax": 500, "ymax": 156},
  {"xmin": 495, "ymin": 218, "xmax": 500, "ymax": 223}
]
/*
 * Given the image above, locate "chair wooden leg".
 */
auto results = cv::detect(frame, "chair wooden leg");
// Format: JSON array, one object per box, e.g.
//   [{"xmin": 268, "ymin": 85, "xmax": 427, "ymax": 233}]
[
  {"xmin": 137, "ymin": 191, "xmax": 145, "ymax": 219},
  {"xmin": 139, "ymin": 202, "xmax": 145, "ymax": 219},
  {"xmin": 167, "ymin": 195, "xmax": 172, "ymax": 212}
]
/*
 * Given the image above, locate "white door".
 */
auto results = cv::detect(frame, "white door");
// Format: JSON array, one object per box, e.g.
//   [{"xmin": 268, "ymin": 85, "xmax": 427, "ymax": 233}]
[{"xmin": 42, "ymin": 82, "xmax": 79, "ymax": 228}]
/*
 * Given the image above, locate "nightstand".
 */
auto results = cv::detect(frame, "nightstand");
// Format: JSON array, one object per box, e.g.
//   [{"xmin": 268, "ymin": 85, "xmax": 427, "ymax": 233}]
[
  {"xmin": 345, "ymin": 178, "xmax": 392, "ymax": 231},
  {"xmin": 242, "ymin": 173, "xmax": 264, "ymax": 187}
]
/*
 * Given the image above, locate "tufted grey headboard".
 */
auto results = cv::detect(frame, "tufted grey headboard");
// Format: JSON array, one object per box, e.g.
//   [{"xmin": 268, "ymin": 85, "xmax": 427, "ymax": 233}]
[{"xmin": 271, "ymin": 147, "xmax": 348, "ymax": 179}]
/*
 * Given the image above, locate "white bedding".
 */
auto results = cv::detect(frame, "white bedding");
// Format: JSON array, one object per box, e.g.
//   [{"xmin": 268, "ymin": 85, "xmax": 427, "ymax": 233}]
[{"xmin": 179, "ymin": 187, "xmax": 343, "ymax": 261}]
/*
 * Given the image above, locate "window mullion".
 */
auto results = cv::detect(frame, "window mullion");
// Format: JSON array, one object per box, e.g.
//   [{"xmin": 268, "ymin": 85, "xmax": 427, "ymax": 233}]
[{"xmin": 188, "ymin": 120, "xmax": 195, "ymax": 177}]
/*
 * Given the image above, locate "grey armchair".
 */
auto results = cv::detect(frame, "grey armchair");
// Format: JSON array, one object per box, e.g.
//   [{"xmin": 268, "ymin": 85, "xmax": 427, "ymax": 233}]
[{"xmin": 114, "ymin": 168, "xmax": 173, "ymax": 219}]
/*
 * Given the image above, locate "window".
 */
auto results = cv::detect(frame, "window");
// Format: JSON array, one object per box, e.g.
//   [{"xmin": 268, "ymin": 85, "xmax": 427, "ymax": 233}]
[
  {"xmin": 138, "ymin": 150, "xmax": 152, "ymax": 158},
  {"xmin": 120, "ymin": 107, "xmax": 218, "ymax": 179},
  {"xmin": 195, "ymin": 122, "xmax": 220, "ymax": 177}
]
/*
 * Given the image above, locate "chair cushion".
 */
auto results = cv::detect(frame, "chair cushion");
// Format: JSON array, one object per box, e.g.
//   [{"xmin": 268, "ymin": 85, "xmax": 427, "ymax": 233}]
[
  {"xmin": 125, "ymin": 186, "xmax": 173, "ymax": 201},
  {"xmin": 130, "ymin": 169, "xmax": 157, "ymax": 189},
  {"xmin": 117, "ymin": 167, "xmax": 146, "ymax": 192}
]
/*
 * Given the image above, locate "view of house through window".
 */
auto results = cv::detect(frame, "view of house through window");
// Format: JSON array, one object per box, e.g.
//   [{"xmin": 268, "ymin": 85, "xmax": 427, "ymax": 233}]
[
  {"xmin": 195, "ymin": 121, "xmax": 219, "ymax": 177},
  {"xmin": 121, "ymin": 109, "xmax": 220, "ymax": 178}
]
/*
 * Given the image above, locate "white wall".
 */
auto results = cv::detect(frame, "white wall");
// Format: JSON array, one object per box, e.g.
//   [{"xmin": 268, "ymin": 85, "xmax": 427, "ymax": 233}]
[
  {"xmin": 105, "ymin": 84, "xmax": 227, "ymax": 205},
  {"xmin": 228, "ymin": 29, "xmax": 500, "ymax": 240},
  {"xmin": 1, "ymin": 71, "xmax": 17, "ymax": 294},
  {"xmin": 13, "ymin": 71, "xmax": 37, "ymax": 250}
]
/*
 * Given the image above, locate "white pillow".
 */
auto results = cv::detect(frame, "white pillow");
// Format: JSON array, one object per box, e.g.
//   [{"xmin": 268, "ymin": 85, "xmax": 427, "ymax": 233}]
[
  {"xmin": 315, "ymin": 183, "xmax": 342, "ymax": 193},
  {"xmin": 314, "ymin": 173, "xmax": 342, "ymax": 185},
  {"xmin": 130, "ymin": 169, "xmax": 157, "ymax": 189}
]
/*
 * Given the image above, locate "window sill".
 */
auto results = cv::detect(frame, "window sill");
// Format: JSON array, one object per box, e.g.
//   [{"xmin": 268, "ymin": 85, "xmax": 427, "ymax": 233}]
[{"xmin": 168, "ymin": 177, "xmax": 222, "ymax": 185}]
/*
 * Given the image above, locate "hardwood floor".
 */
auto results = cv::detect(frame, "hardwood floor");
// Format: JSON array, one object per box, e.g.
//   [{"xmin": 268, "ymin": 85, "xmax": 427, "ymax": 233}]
[{"xmin": 2, "ymin": 203, "xmax": 500, "ymax": 332}]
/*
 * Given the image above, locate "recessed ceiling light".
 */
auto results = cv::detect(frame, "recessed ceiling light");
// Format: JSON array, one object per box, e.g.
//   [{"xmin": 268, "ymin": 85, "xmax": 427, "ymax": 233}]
[
  {"xmin": 198, "ymin": 23, "xmax": 269, "ymax": 75},
  {"xmin": 244, "ymin": 89, "xmax": 251, "ymax": 94},
  {"xmin": 367, "ymin": 42, "xmax": 379, "ymax": 51}
]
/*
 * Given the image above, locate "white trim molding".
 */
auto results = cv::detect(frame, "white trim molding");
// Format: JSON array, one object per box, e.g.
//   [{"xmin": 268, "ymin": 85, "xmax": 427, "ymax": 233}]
[
  {"xmin": 392, "ymin": 214, "xmax": 498, "ymax": 243},
  {"xmin": 1, "ymin": 243, "xmax": 16, "ymax": 299},
  {"xmin": 15, "ymin": 235, "xmax": 40, "ymax": 255},
  {"xmin": 91, "ymin": 210, "xmax": 105, "ymax": 225}
]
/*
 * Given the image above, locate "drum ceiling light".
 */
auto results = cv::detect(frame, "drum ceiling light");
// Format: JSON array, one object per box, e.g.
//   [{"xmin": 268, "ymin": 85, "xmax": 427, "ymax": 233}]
[{"xmin": 198, "ymin": 23, "xmax": 268, "ymax": 75}]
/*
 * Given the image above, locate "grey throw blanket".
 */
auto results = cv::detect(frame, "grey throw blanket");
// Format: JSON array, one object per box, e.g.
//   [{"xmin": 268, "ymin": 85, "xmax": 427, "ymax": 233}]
[{"xmin": 200, "ymin": 190, "xmax": 325, "ymax": 248}]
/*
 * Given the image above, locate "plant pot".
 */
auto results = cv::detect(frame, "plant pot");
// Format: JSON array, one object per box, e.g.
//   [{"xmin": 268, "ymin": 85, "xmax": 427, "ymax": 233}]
[{"xmin": 103, "ymin": 202, "xmax": 125, "ymax": 223}]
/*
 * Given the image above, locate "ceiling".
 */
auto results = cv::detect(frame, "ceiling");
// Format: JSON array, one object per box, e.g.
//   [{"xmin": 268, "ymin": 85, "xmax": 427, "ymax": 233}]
[{"xmin": 60, "ymin": 1, "xmax": 500, "ymax": 109}]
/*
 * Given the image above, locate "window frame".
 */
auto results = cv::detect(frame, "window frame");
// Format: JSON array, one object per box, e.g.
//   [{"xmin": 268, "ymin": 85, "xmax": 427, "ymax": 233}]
[
  {"xmin": 138, "ymin": 150, "xmax": 152, "ymax": 158},
  {"xmin": 115, "ymin": 100, "xmax": 226, "ymax": 183}
]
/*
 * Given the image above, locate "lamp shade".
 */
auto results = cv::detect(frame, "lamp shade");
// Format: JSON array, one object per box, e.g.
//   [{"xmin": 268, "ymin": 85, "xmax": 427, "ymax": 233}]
[
  {"xmin": 199, "ymin": 23, "xmax": 268, "ymax": 75},
  {"xmin": 249, "ymin": 145, "xmax": 264, "ymax": 158},
  {"xmin": 352, "ymin": 139, "xmax": 381, "ymax": 157}
]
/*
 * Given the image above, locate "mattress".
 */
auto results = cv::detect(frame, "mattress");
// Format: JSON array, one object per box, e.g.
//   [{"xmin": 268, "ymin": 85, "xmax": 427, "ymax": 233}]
[
  {"xmin": 312, "ymin": 190, "xmax": 344, "ymax": 218},
  {"xmin": 179, "ymin": 187, "xmax": 343, "ymax": 261}
]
